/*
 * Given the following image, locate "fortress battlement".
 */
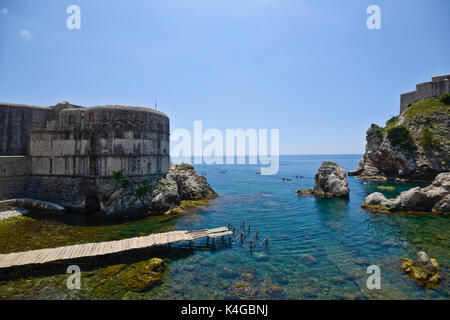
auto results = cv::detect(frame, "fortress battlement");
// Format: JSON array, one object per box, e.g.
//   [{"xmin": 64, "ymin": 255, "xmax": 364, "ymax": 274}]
[
  {"xmin": 0, "ymin": 102, "xmax": 170, "ymax": 213},
  {"xmin": 400, "ymin": 74, "xmax": 450, "ymax": 113}
]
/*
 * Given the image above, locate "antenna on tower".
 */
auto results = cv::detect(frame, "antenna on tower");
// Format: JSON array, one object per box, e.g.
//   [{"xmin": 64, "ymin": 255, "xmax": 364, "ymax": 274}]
[{"xmin": 154, "ymin": 97, "xmax": 158, "ymax": 110}]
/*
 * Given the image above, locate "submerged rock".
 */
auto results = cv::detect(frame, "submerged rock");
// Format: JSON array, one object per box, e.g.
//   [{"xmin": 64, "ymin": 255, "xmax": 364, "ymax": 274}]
[
  {"xmin": 227, "ymin": 283, "xmax": 257, "ymax": 299},
  {"xmin": 260, "ymin": 284, "xmax": 285, "ymax": 298},
  {"xmin": 298, "ymin": 254, "xmax": 318, "ymax": 265},
  {"xmin": 239, "ymin": 272, "xmax": 256, "ymax": 282},
  {"xmin": 362, "ymin": 172, "xmax": 450, "ymax": 215},
  {"xmin": 401, "ymin": 251, "xmax": 441, "ymax": 286},
  {"xmin": 119, "ymin": 258, "xmax": 166, "ymax": 292},
  {"xmin": 296, "ymin": 189, "xmax": 314, "ymax": 196},
  {"xmin": 220, "ymin": 268, "xmax": 238, "ymax": 279},
  {"xmin": 101, "ymin": 264, "xmax": 126, "ymax": 277},
  {"xmin": 297, "ymin": 162, "xmax": 350, "ymax": 198}
]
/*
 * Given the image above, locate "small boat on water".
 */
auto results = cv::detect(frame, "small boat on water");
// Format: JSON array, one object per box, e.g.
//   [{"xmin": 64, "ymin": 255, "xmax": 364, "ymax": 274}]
[{"xmin": 377, "ymin": 186, "xmax": 395, "ymax": 191}]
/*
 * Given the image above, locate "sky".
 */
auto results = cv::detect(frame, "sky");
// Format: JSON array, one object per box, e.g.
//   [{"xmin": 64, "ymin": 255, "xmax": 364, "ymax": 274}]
[{"xmin": 1, "ymin": 0, "xmax": 449, "ymax": 155}]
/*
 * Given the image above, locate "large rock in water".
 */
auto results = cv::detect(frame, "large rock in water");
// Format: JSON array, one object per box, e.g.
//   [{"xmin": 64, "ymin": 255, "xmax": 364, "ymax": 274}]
[
  {"xmin": 401, "ymin": 251, "xmax": 441, "ymax": 286},
  {"xmin": 349, "ymin": 99, "xmax": 449, "ymax": 182},
  {"xmin": 150, "ymin": 163, "xmax": 218, "ymax": 214},
  {"xmin": 362, "ymin": 172, "xmax": 450, "ymax": 215},
  {"xmin": 313, "ymin": 161, "xmax": 350, "ymax": 198},
  {"xmin": 166, "ymin": 163, "xmax": 217, "ymax": 200}
]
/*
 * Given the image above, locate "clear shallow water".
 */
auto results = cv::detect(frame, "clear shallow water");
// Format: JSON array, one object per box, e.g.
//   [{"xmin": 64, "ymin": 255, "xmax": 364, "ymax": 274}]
[{"xmin": 0, "ymin": 155, "xmax": 449, "ymax": 300}]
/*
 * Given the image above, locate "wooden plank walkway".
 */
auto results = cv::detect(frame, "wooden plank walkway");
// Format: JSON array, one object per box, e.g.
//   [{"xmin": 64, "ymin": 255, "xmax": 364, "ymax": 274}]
[{"xmin": 0, "ymin": 227, "xmax": 232, "ymax": 269}]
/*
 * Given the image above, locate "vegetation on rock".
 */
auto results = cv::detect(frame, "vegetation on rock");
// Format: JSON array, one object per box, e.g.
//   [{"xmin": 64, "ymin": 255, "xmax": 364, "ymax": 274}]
[
  {"xmin": 420, "ymin": 127, "xmax": 438, "ymax": 151},
  {"xmin": 386, "ymin": 125, "xmax": 415, "ymax": 150},
  {"xmin": 400, "ymin": 251, "xmax": 440, "ymax": 286},
  {"xmin": 119, "ymin": 258, "xmax": 166, "ymax": 292},
  {"xmin": 350, "ymin": 97, "xmax": 449, "ymax": 182}
]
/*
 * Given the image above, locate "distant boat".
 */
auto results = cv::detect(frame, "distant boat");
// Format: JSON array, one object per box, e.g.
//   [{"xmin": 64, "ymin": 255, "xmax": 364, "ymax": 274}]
[
  {"xmin": 378, "ymin": 186, "xmax": 395, "ymax": 191},
  {"xmin": 296, "ymin": 175, "xmax": 304, "ymax": 178},
  {"xmin": 256, "ymin": 172, "xmax": 261, "ymax": 175}
]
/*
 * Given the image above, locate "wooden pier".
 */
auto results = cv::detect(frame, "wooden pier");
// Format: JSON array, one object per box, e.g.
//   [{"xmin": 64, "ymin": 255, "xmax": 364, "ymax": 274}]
[{"xmin": 0, "ymin": 227, "xmax": 232, "ymax": 269}]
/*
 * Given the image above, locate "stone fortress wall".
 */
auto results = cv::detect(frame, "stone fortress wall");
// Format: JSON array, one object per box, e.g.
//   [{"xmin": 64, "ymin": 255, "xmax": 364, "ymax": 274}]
[
  {"xmin": 400, "ymin": 74, "xmax": 450, "ymax": 114},
  {"xmin": 0, "ymin": 102, "xmax": 170, "ymax": 212}
]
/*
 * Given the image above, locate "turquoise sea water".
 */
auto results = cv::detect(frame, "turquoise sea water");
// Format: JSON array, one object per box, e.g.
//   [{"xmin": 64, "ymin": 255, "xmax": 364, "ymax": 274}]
[
  {"xmin": 0, "ymin": 155, "xmax": 449, "ymax": 299},
  {"xmin": 158, "ymin": 155, "xmax": 449, "ymax": 299}
]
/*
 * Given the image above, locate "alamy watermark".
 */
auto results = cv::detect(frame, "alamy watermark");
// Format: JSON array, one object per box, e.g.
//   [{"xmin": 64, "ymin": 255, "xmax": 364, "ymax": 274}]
[
  {"xmin": 171, "ymin": 121, "xmax": 280, "ymax": 175},
  {"xmin": 366, "ymin": 265, "xmax": 381, "ymax": 289},
  {"xmin": 366, "ymin": 5, "xmax": 381, "ymax": 30},
  {"xmin": 67, "ymin": 265, "xmax": 81, "ymax": 290},
  {"xmin": 66, "ymin": 5, "xmax": 81, "ymax": 30}
]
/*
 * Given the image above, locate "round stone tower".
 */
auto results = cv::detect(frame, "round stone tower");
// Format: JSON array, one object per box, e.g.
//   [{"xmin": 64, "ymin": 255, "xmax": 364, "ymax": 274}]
[{"xmin": 26, "ymin": 105, "xmax": 170, "ymax": 213}]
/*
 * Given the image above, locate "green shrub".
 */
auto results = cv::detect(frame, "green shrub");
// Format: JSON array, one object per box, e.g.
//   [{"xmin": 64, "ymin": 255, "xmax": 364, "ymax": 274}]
[
  {"xmin": 386, "ymin": 116, "xmax": 399, "ymax": 127},
  {"xmin": 439, "ymin": 93, "xmax": 450, "ymax": 105},
  {"xmin": 112, "ymin": 169, "xmax": 125, "ymax": 181},
  {"xmin": 376, "ymin": 127, "xmax": 384, "ymax": 138},
  {"xmin": 387, "ymin": 125, "xmax": 415, "ymax": 150},
  {"xmin": 420, "ymin": 127, "xmax": 437, "ymax": 150}
]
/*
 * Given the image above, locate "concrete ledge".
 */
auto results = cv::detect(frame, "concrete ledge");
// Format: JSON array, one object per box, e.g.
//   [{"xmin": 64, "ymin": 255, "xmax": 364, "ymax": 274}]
[{"xmin": 0, "ymin": 198, "xmax": 65, "ymax": 214}]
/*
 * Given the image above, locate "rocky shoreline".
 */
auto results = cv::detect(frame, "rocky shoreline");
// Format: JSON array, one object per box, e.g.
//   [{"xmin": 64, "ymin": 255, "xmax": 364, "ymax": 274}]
[
  {"xmin": 350, "ymin": 97, "xmax": 449, "ymax": 183},
  {"xmin": 362, "ymin": 172, "xmax": 449, "ymax": 215},
  {"xmin": 0, "ymin": 163, "xmax": 217, "ymax": 220},
  {"xmin": 92, "ymin": 163, "xmax": 218, "ymax": 219}
]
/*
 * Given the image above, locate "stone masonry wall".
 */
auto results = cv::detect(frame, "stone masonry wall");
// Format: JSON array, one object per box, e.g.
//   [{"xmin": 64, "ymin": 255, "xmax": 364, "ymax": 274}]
[
  {"xmin": 0, "ymin": 104, "xmax": 55, "ymax": 155},
  {"xmin": 0, "ymin": 103, "xmax": 170, "ymax": 214},
  {"xmin": 400, "ymin": 75, "xmax": 450, "ymax": 113}
]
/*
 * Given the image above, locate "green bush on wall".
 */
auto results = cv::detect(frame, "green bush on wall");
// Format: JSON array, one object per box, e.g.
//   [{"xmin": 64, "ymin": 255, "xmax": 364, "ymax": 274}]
[
  {"xmin": 439, "ymin": 93, "xmax": 450, "ymax": 105},
  {"xmin": 387, "ymin": 125, "xmax": 415, "ymax": 150}
]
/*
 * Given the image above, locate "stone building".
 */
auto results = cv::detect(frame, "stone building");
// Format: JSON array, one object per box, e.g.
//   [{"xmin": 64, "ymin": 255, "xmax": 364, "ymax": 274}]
[
  {"xmin": 400, "ymin": 74, "xmax": 450, "ymax": 113},
  {"xmin": 0, "ymin": 102, "xmax": 170, "ymax": 213}
]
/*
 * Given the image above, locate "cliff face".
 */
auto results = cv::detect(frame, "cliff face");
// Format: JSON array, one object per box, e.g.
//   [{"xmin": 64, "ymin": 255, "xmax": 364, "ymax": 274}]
[{"xmin": 350, "ymin": 98, "xmax": 450, "ymax": 182}]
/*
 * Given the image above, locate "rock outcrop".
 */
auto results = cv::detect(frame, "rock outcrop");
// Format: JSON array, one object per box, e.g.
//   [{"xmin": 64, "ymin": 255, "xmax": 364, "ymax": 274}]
[
  {"xmin": 297, "ymin": 161, "xmax": 350, "ymax": 198},
  {"xmin": 150, "ymin": 163, "xmax": 218, "ymax": 215},
  {"xmin": 362, "ymin": 172, "xmax": 450, "ymax": 215},
  {"xmin": 101, "ymin": 163, "xmax": 217, "ymax": 218},
  {"xmin": 350, "ymin": 98, "xmax": 449, "ymax": 182},
  {"xmin": 401, "ymin": 251, "xmax": 441, "ymax": 286}
]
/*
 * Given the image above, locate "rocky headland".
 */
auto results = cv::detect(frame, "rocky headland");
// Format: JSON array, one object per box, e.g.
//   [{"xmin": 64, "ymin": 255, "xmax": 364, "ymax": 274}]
[
  {"xmin": 101, "ymin": 163, "xmax": 218, "ymax": 218},
  {"xmin": 349, "ymin": 97, "xmax": 450, "ymax": 183},
  {"xmin": 297, "ymin": 161, "xmax": 350, "ymax": 198},
  {"xmin": 362, "ymin": 172, "xmax": 450, "ymax": 215}
]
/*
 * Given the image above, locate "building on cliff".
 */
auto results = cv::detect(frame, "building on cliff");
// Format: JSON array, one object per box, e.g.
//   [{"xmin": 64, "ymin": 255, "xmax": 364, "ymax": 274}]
[
  {"xmin": 0, "ymin": 102, "xmax": 170, "ymax": 213},
  {"xmin": 400, "ymin": 74, "xmax": 450, "ymax": 114}
]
